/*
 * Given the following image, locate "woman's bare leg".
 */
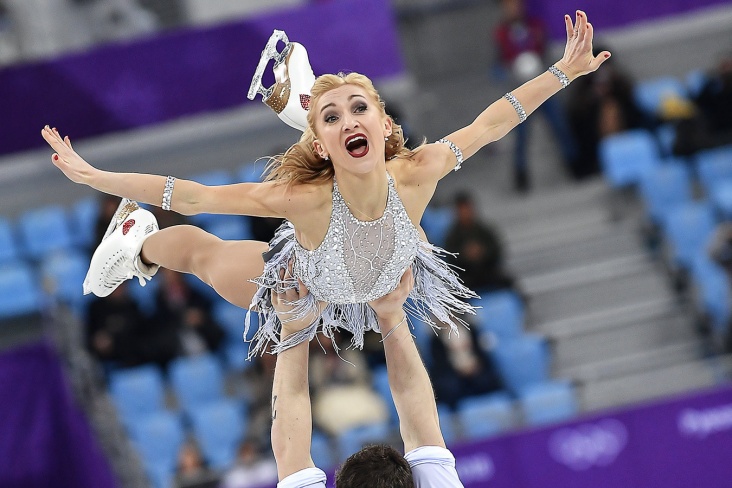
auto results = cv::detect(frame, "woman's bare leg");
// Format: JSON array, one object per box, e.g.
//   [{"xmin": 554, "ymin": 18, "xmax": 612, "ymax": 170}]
[{"xmin": 140, "ymin": 225, "xmax": 268, "ymax": 309}]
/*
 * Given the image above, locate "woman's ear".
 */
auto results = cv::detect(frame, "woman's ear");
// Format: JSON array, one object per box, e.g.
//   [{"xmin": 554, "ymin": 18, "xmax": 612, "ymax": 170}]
[
  {"xmin": 384, "ymin": 117, "xmax": 393, "ymax": 138},
  {"xmin": 313, "ymin": 140, "xmax": 327, "ymax": 159}
]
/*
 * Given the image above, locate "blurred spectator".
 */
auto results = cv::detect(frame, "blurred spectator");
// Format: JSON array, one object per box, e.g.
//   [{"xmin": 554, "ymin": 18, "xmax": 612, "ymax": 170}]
[
  {"xmin": 444, "ymin": 192, "xmax": 516, "ymax": 293},
  {"xmin": 219, "ymin": 438, "xmax": 278, "ymax": 488},
  {"xmin": 494, "ymin": 0, "xmax": 578, "ymax": 190},
  {"xmin": 85, "ymin": 282, "xmax": 147, "ymax": 367},
  {"xmin": 175, "ymin": 438, "xmax": 218, "ymax": 488},
  {"xmin": 148, "ymin": 268, "xmax": 225, "ymax": 367},
  {"xmin": 429, "ymin": 326, "xmax": 504, "ymax": 410},
  {"xmin": 566, "ymin": 47, "xmax": 645, "ymax": 177},
  {"xmin": 309, "ymin": 333, "xmax": 388, "ymax": 435},
  {"xmin": 94, "ymin": 194, "xmax": 123, "ymax": 246},
  {"xmin": 87, "ymin": 0, "xmax": 157, "ymax": 43},
  {"xmin": 674, "ymin": 52, "xmax": 732, "ymax": 155},
  {"xmin": 0, "ymin": 1, "xmax": 20, "ymax": 65},
  {"xmin": 708, "ymin": 222, "xmax": 732, "ymax": 352}
]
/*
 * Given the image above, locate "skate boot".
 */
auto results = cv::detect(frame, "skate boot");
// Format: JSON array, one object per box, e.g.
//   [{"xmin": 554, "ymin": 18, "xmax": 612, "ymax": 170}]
[
  {"xmin": 83, "ymin": 198, "xmax": 160, "ymax": 297},
  {"xmin": 247, "ymin": 29, "xmax": 316, "ymax": 132}
]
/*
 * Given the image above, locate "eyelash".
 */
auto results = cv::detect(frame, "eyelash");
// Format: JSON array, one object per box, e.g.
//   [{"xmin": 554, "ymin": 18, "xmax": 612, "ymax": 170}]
[{"xmin": 324, "ymin": 103, "xmax": 368, "ymax": 123}]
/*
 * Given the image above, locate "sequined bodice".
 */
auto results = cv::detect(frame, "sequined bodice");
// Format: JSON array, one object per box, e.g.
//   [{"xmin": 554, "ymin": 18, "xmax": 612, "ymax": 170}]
[{"xmin": 293, "ymin": 174, "xmax": 420, "ymax": 304}]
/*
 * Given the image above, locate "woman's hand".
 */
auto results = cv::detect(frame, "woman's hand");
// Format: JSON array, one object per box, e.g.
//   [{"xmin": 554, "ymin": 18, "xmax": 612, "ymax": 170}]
[
  {"xmin": 369, "ymin": 267, "xmax": 414, "ymax": 326},
  {"xmin": 556, "ymin": 10, "xmax": 611, "ymax": 81},
  {"xmin": 41, "ymin": 126, "xmax": 99, "ymax": 185}
]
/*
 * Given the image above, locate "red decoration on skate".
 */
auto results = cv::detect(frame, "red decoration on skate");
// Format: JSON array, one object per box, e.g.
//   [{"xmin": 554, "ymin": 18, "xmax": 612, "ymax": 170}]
[
  {"xmin": 300, "ymin": 94, "xmax": 311, "ymax": 111},
  {"xmin": 122, "ymin": 219, "xmax": 135, "ymax": 235}
]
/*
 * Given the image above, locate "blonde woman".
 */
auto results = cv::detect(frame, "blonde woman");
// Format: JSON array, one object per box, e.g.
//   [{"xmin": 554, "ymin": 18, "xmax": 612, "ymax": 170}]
[{"xmin": 42, "ymin": 11, "xmax": 609, "ymax": 355}]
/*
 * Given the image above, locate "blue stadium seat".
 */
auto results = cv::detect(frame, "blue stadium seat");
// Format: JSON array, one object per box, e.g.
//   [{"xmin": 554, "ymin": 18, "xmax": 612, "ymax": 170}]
[
  {"xmin": 696, "ymin": 145, "xmax": 732, "ymax": 195},
  {"xmin": 634, "ymin": 76, "xmax": 687, "ymax": 116},
  {"xmin": 238, "ymin": 161, "xmax": 266, "ymax": 183},
  {"xmin": 213, "ymin": 301, "xmax": 257, "ymax": 371},
  {"xmin": 127, "ymin": 411, "xmax": 185, "ymax": 486},
  {"xmin": 638, "ymin": 160, "xmax": 692, "ymax": 224},
  {"xmin": 437, "ymin": 404, "xmax": 456, "ymax": 446},
  {"xmin": 371, "ymin": 366, "xmax": 398, "ymax": 425},
  {"xmin": 655, "ymin": 124, "xmax": 677, "ymax": 158},
  {"xmin": 0, "ymin": 262, "xmax": 42, "ymax": 319},
  {"xmin": 189, "ymin": 398, "xmax": 247, "ymax": 469},
  {"xmin": 709, "ymin": 180, "xmax": 732, "ymax": 220},
  {"xmin": 71, "ymin": 197, "xmax": 100, "ymax": 248},
  {"xmin": 519, "ymin": 381, "xmax": 578, "ymax": 426},
  {"xmin": 109, "ymin": 365, "xmax": 166, "ymax": 426},
  {"xmin": 40, "ymin": 249, "xmax": 90, "ymax": 312},
  {"xmin": 404, "ymin": 310, "xmax": 434, "ymax": 368},
  {"xmin": 420, "ymin": 206, "xmax": 454, "ymax": 248},
  {"xmin": 169, "ymin": 353, "xmax": 225, "ymax": 412},
  {"xmin": 492, "ymin": 334, "xmax": 550, "ymax": 394},
  {"xmin": 471, "ymin": 290, "xmax": 524, "ymax": 339},
  {"xmin": 599, "ymin": 130, "xmax": 660, "ymax": 188},
  {"xmin": 311, "ymin": 432, "xmax": 335, "ymax": 470},
  {"xmin": 456, "ymin": 392, "xmax": 514, "ymax": 440},
  {"xmin": 663, "ymin": 201, "xmax": 717, "ymax": 270},
  {"xmin": 0, "ymin": 218, "xmax": 20, "ymax": 264},
  {"xmin": 337, "ymin": 421, "xmax": 391, "ymax": 462},
  {"xmin": 18, "ymin": 205, "xmax": 75, "ymax": 259},
  {"xmin": 685, "ymin": 69, "xmax": 707, "ymax": 98},
  {"xmin": 690, "ymin": 254, "xmax": 731, "ymax": 336},
  {"xmin": 203, "ymin": 216, "xmax": 253, "ymax": 241}
]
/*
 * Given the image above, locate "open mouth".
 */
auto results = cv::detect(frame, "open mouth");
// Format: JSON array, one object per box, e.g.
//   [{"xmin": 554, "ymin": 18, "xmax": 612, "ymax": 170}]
[{"xmin": 345, "ymin": 133, "xmax": 369, "ymax": 158}]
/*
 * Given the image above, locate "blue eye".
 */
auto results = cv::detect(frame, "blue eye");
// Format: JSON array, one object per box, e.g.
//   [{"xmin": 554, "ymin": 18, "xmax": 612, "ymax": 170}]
[{"xmin": 324, "ymin": 114, "xmax": 338, "ymax": 123}]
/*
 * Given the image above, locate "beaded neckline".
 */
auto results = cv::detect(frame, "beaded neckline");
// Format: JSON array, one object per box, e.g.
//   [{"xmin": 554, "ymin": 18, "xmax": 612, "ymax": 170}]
[{"xmin": 334, "ymin": 173, "xmax": 394, "ymax": 226}]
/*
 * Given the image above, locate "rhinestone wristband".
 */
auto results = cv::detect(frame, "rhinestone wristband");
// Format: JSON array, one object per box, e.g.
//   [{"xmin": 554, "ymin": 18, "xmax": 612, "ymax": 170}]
[
  {"xmin": 503, "ymin": 92, "xmax": 527, "ymax": 124},
  {"xmin": 162, "ymin": 176, "xmax": 175, "ymax": 211},
  {"xmin": 548, "ymin": 65, "xmax": 571, "ymax": 88},
  {"xmin": 436, "ymin": 138, "xmax": 464, "ymax": 171}
]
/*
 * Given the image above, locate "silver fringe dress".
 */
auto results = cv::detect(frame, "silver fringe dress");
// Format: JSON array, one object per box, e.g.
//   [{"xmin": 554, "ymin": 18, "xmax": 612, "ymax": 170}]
[{"xmin": 245, "ymin": 172, "xmax": 478, "ymax": 356}]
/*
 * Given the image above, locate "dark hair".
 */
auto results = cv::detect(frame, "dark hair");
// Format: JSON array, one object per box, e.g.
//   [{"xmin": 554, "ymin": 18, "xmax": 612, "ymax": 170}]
[{"xmin": 335, "ymin": 444, "xmax": 413, "ymax": 488}]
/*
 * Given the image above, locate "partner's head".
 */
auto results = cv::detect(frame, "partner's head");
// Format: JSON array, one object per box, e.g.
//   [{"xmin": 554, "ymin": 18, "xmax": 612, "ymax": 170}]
[{"xmin": 335, "ymin": 444, "xmax": 413, "ymax": 488}]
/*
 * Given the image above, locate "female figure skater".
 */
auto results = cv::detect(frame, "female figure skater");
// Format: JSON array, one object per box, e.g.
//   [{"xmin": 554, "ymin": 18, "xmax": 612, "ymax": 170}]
[{"xmin": 42, "ymin": 11, "xmax": 608, "ymax": 355}]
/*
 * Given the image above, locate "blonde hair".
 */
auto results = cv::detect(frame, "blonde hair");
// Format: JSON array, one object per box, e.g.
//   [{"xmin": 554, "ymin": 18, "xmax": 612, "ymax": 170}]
[{"xmin": 264, "ymin": 72, "xmax": 419, "ymax": 185}]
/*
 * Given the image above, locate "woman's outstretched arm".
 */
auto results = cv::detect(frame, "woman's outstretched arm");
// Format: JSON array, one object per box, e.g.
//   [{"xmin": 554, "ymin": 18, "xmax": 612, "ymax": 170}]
[
  {"xmin": 409, "ymin": 10, "xmax": 610, "ymax": 181},
  {"xmin": 41, "ymin": 126, "xmax": 319, "ymax": 219}
]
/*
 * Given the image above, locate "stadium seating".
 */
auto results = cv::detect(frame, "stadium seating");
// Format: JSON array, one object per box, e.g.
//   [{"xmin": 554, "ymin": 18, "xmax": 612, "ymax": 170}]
[
  {"xmin": 0, "ymin": 218, "xmax": 20, "ymax": 264},
  {"xmin": 420, "ymin": 205, "xmax": 454, "ymax": 248},
  {"xmin": 663, "ymin": 201, "xmax": 716, "ymax": 270},
  {"xmin": 70, "ymin": 197, "xmax": 99, "ymax": 248},
  {"xmin": 169, "ymin": 353, "xmax": 226, "ymax": 412},
  {"xmin": 127, "ymin": 410, "xmax": 185, "ymax": 488},
  {"xmin": 40, "ymin": 249, "xmax": 90, "ymax": 313},
  {"xmin": 18, "ymin": 205, "xmax": 75, "ymax": 259},
  {"xmin": 634, "ymin": 76, "xmax": 687, "ymax": 116},
  {"xmin": 471, "ymin": 290, "xmax": 525, "ymax": 339},
  {"xmin": 109, "ymin": 365, "xmax": 166, "ymax": 426},
  {"xmin": 188, "ymin": 398, "xmax": 247, "ymax": 469},
  {"xmin": 638, "ymin": 160, "xmax": 692, "ymax": 224},
  {"xmin": 0, "ymin": 262, "xmax": 42, "ymax": 319},
  {"xmin": 519, "ymin": 381, "xmax": 578, "ymax": 426},
  {"xmin": 456, "ymin": 392, "xmax": 514, "ymax": 439},
  {"xmin": 311, "ymin": 432, "xmax": 335, "ymax": 470},
  {"xmin": 337, "ymin": 421, "xmax": 391, "ymax": 462},
  {"xmin": 600, "ymin": 130, "xmax": 660, "ymax": 188},
  {"xmin": 695, "ymin": 145, "xmax": 732, "ymax": 195},
  {"xmin": 492, "ymin": 334, "xmax": 550, "ymax": 393}
]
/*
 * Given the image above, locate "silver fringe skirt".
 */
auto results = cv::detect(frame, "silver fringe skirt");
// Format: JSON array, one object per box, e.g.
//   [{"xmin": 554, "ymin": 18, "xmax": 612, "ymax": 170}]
[{"xmin": 244, "ymin": 222, "xmax": 478, "ymax": 356}]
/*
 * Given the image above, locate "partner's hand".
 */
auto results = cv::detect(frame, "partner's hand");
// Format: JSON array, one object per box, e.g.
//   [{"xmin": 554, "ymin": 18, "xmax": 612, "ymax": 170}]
[
  {"xmin": 271, "ymin": 262, "xmax": 319, "ymax": 336},
  {"xmin": 556, "ymin": 10, "xmax": 611, "ymax": 81},
  {"xmin": 41, "ymin": 126, "xmax": 99, "ymax": 185},
  {"xmin": 369, "ymin": 267, "xmax": 414, "ymax": 325}
]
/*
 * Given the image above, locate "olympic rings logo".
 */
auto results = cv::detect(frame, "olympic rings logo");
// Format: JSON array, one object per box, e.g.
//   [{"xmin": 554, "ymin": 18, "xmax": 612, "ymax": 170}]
[{"xmin": 548, "ymin": 419, "xmax": 628, "ymax": 471}]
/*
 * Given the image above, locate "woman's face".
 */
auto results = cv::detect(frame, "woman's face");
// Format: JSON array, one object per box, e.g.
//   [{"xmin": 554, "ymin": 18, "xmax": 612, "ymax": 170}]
[{"xmin": 312, "ymin": 84, "xmax": 392, "ymax": 176}]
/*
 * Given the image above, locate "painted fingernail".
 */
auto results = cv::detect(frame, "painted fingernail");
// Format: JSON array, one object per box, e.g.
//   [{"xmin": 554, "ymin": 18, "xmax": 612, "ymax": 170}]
[
  {"xmin": 605, "ymin": 53, "xmax": 611, "ymax": 58},
  {"xmin": 53, "ymin": 155, "xmax": 58, "ymax": 161}
]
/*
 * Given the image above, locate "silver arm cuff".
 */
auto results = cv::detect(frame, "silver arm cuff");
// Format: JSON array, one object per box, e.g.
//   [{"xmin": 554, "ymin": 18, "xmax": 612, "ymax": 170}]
[
  {"xmin": 162, "ymin": 176, "xmax": 176, "ymax": 211},
  {"xmin": 503, "ymin": 92, "xmax": 527, "ymax": 124},
  {"xmin": 436, "ymin": 138, "xmax": 464, "ymax": 171},
  {"xmin": 548, "ymin": 65, "xmax": 571, "ymax": 88}
]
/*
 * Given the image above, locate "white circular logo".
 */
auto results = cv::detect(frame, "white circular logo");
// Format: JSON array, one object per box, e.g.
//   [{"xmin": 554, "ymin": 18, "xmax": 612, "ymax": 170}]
[{"xmin": 548, "ymin": 419, "xmax": 628, "ymax": 471}]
